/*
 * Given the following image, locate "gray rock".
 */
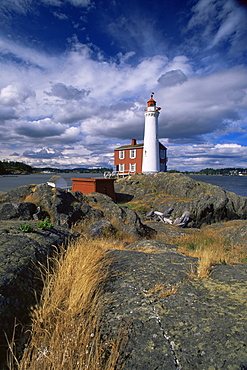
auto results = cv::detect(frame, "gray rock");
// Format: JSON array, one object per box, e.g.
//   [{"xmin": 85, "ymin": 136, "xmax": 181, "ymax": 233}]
[
  {"xmin": 0, "ymin": 220, "xmax": 79, "ymax": 368},
  {"xmin": 0, "ymin": 184, "xmax": 93, "ymax": 228},
  {"xmin": 115, "ymin": 173, "xmax": 247, "ymax": 227},
  {"xmin": 86, "ymin": 220, "xmax": 115, "ymax": 238},
  {"xmin": 101, "ymin": 242, "xmax": 247, "ymax": 369},
  {"xmin": 0, "ymin": 202, "xmax": 37, "ymax": 220},
  {"xmin": 0, "ymin": 185, "xmax": 153, "ymax": 237},
  {"xmin": 84, "ymin": 193, "xmax": 155, "ymax": 238}
]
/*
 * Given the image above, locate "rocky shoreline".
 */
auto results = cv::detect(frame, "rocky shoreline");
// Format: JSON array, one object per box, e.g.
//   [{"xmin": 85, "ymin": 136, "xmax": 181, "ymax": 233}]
[{"xmin": 0, "ymin": 173, "xmax": 247, "ymax": 368}]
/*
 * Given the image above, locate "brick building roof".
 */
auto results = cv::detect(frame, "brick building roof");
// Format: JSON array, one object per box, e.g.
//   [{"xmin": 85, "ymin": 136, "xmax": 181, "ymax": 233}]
[{"xmin": 114, "ymin": 143, "xmax": 144, "ymax": 151}]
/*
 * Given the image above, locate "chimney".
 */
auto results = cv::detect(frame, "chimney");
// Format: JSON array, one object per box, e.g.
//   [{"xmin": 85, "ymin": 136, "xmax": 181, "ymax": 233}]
[{"xmin": 131, "ymin": 139, "xmax": 136, "ymax": 146}]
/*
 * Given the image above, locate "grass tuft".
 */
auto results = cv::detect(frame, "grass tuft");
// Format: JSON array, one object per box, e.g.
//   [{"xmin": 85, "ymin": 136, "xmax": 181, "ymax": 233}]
[
  {"xmin": 145, "ymin": 284, "xmax": 178, "ymax": 298},
  {"xmin": 161, "ymin": 226, "xmax": 247, "ymax": 278},
  {"xmin": 16, "ymin": 238, "xmax": 128, "ymax": 370}
]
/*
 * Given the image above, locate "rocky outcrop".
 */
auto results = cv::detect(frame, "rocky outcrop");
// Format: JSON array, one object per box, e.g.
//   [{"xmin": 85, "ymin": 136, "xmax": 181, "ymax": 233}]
[
  {"xmin": 0, "ymin": 184, "xmax": 90, "ymax": 228},
  {"xmin": 84, "ymin": 192, "xmax": 154, "ymax": 238},
  {"xmin": 0, "ymin": 178, "xmax": 247, "ymax": 369},
  {"xmin": 0, "ymin": 184, "xmax": 151, "ymax": 237},
  {"xmin": 101, "ymin": 241, "xmax": 247, "ymax": 369},
  {"xmin": 0, "ymin": 202, "xmax": 37, "ymax": 220},
  {"xmin": 0, "ymin": 184, "xmax": 154, "ymax": 367},
  {"xmin": 115, "ymin": 173, "xmax": 247, "ymax": 227},
  {"xmin": 0, "ymin": 220, "xmax": 79, "ymax": 367},
  {"xmin": 86, "ymin": 219, "xmax": 115, "ymax": 238}
]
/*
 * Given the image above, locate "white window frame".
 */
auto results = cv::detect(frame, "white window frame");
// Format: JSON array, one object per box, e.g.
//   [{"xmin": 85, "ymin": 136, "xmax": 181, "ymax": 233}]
[
  {"xmin": 129, "ymin": 163, "xmax": 136, "ymax": 172},
  {"xmin": 119, "ymin": 150, "xmax": 125, "ymax": 159},
  {"xmin": 119, "ymin": 164, "xmax": 125, "ymax": 172},
  {"xmin": 129, "ymin": 149, "xmax": 136, "ymax": 159}
]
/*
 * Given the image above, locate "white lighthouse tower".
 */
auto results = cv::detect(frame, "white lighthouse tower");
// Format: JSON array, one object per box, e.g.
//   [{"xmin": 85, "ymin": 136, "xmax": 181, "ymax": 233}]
[{"xmin": 142, "ymin": 93, "xmax": 161, "ymax": 174}]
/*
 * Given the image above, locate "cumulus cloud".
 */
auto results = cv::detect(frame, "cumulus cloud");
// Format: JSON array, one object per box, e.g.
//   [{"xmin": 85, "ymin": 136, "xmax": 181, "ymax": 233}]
[
  {"xmin": 157, "ymin": 67, "xmax": 247, "ymax": 141},
  {"xmin": 0, "ymin": 0, "xmax": 247, "ymax": 170},
  {"xmin": 15, "ymin": 118, "xmax": 66, "ymax": 138},
  {"xmin": 58, "ymin": 126, "xmax": 82, "ymax": 144},
  {"xmin": 1, "ymin": 40, "xmax": 246, "ymax": 168},
  {"xmin": 23, "ymin": 148, "xmax": 63, "ymax": 159},
  {"xmin": 158, "ymin": 70, "xmax": 188, "ymax": 87},
  {"xmin": 0, "ymin": 106, "xmax": 17, "ymax": 123},
  {"xmin": 0, "ymin": 84, "xmax": 35, "ymax": 106},
  {"xmin": 166, "ymin": 142, "xmax": 247, "ymax": 171},
  {"xmin": 45, "ymin": 83, "xmax": 90, "ymax": 100},
  {"xmin": 53, "ymin": 103, "xmax": 94, "ymax": 124},
  {"xmin": 227, "ymin": 90, "xmax": 246, "ymax": 103}
]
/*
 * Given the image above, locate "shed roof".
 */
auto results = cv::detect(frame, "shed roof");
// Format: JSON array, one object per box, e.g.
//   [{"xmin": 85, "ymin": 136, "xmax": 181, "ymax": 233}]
[{"xmin": 47, "ymin": 175, "xmax": 63, "ymax": 183}]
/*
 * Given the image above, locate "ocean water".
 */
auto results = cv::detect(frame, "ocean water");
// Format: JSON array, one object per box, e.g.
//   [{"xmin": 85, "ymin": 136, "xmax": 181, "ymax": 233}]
[
  {"xmin": 0, "ymin": 173, "xmax": 103, "ymax": 193},
  {"xmin": 0, "ymin": 173, "xmax": 246, "ymax": 197},
  {"xmin": 189, "ymin": 175, "xmax": 247, "ymax": 197}
]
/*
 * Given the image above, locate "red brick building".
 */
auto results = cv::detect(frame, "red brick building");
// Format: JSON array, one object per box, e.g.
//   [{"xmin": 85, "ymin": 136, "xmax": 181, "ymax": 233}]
[{"xmin": 114, "ymin": 138, "xmax": 167, "ymax": 175}]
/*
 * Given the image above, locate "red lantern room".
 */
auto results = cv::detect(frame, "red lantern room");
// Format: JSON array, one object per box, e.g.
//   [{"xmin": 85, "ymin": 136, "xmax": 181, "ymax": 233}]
[{"xmin": 147, "ymin": 93, "xmax": 156, "ymax": 107}]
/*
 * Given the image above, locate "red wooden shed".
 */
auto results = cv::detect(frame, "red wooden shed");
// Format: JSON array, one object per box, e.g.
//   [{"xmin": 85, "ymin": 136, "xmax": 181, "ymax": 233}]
[{"xmin": 70, "ymin": 178, "xmax": 116, "ymax": 201}]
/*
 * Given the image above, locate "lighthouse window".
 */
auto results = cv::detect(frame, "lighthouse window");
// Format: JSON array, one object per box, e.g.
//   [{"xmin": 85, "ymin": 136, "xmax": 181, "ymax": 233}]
[
  {"xmin": 119, "ymin": 150, "xmax": 125, "ymax": 159},
  {"xmin": 130, "ymin": 149, "xmax": 136, "ymax": 159}
]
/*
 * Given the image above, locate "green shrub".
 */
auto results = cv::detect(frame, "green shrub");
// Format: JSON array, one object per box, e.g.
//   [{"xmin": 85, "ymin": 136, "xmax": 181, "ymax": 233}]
[
  {"xmin": 20, "ymin": 223, "xmax": 33, "ymax": 233},
  {"xmin": 37, "ymin": 217, "xmax": 54, "ymax": 230}
]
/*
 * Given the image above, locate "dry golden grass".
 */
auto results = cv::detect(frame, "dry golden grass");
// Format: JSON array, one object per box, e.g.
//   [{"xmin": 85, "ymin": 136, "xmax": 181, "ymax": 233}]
[
  {"xmin": 169, "ymin": 227, "xmax": 247, "ymax": 278},
  {"xmin": 145, "ymin": 284, "xmax": 178, "ymax": 298},
  {"xmin": 158, "ymin": 286, "xmax": 178, "ymax": 299},
  {"xmin": 14, "ymin": 238, "xmax": 128, "ymax": 370}
]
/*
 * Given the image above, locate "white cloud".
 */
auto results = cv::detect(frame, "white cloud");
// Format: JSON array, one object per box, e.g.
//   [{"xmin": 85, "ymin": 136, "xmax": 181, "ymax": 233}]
[
  {"xmin": 158, "ymin": 70, "xmax": 188, "ymax": 87},
  {"xmin": 187, "ymin": 0, "xmax": 247, "ymax": 58},
  {"xmin": 0, "ymin": 106, "xmax": 17, "ymax": 123},
  {"xmin": 45, "ymin": 83, "xmax": 90, "ymax": 100},
  {"xmin": 0, "ymin": 8, "xmax": 247, "ymax": 169},
  {"xmin": 67, "ymin": 0, "xmax": 92, "ymax": 7},
  {"xmin": 0, "ymin": 0, "xmax": 32, "ymax": 15},
  {"xmin": 0, "ymin": 37, "xmax": 59, "ymax": 70},
  {"xmin": 0, "ymin": 84, "xmax": 35, "ymax": 106},
  {"xmin": 15, "ymin": 118, "xmax": 66, "ymax": 138},
  {"xmin": 23, "ymin": 148, "xmax": 63, "ymax": 159},
  {"xmin": 106, "ymin": 11, "xmax": 168, "ymax": 58},
  {"xmin": 157, "ymin": 67, "xmax": 247, "ymax": 141},
  {"xmin": 166, "ymin": 142, "xmax": 247, "ymax": 171}
]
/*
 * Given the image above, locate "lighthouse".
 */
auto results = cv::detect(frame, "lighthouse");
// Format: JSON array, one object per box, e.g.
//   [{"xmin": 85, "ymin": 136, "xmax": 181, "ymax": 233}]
[{"xmin": 142, "ymin": 93, "xmax": 161, "ymax": 174}]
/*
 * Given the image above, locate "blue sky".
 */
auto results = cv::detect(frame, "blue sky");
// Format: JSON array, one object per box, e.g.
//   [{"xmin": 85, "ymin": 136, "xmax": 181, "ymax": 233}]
[{"xmin": 0, "ymin": 0, "xmax": 247, "ymax": 171}]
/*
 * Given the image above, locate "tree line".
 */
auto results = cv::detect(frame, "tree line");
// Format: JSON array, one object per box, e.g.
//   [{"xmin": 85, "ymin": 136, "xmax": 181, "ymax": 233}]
[
  {"xmin": 1, "ymin": 160, "xmax": 246, "ymax": 176},
  {"xmin": 169, "ymin": 168, "xmax": 247, "ymax": 175},
  {"xmin": 0, "ymin": 161, "xmax": 112, "ymax": 175},
  {"xmin": 0, "ymin": 160, "xmax": 33, "ymax": 175}
]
